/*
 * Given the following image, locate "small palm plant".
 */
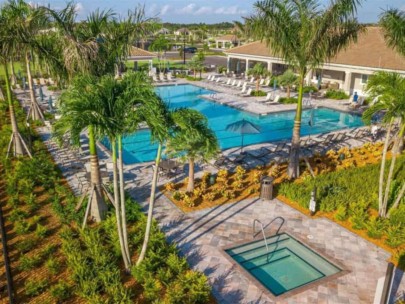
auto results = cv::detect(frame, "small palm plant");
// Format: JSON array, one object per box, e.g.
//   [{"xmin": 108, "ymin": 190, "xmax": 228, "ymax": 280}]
[
  {"xmin": 167, "ymin": 109, "xmax": 219, "ymax": 192},
  {"xmin": 278, "ymin": 69, "xmax": 298, "ymax": 98},
  {"xmin": 248, "ymin": 63, "xmax": 267, "ymax": 93},
  {"xmin": 363, "ymin": 71, "xmax": 405, "ymax": 218}
]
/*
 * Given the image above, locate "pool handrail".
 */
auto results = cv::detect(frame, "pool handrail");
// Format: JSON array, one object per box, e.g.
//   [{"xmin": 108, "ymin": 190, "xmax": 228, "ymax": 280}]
[{"xmin": 253, "ymin": 219, "xmax": 269, "ymax": 255}]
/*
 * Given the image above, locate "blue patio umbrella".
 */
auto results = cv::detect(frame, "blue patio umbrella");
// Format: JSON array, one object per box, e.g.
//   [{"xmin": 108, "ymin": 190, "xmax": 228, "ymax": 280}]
[
  {"xmin": 226, "ymin": 119, "xmax": 261, "ymax": 153},
  {"xmin": 166, "ymin": 61, "xmax": 170, "ymax": 72},
  {"xmin": 236, "ymin": 61, "xmax": 240, "ymax": 74},
  {"xmin": 39, "ymin": 85, "xmax": 44, "ymax": 101},
  {"xmin": 48, "ymin": 96, "xmax": 53, "ymax": 112},
  {"xmin": 273, "ymin": 79, "xmax": 277, "ymax": 91}
]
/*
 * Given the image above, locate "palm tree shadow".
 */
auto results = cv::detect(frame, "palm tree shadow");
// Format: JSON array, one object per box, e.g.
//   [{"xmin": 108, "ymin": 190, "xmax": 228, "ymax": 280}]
[{"xmin": 174, "ymin": 198, "xmax": 259, "ymax": 244}]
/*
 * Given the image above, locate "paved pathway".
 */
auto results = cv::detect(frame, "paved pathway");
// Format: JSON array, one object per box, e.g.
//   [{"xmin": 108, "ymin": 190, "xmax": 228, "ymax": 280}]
[{"xmin": 129, "ymin": 187, "xmax": 405, "ymax": 304}]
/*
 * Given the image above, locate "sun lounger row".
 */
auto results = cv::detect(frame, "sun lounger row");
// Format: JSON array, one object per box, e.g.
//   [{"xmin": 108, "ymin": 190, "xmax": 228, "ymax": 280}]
[{"xmin": 152, "ymin": 72, "xmax": 176, "ymax": 82}]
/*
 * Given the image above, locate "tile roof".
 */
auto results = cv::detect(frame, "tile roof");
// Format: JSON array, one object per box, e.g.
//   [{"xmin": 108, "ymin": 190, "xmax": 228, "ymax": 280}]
[
  {"xmin": 225, "ymin": 27, "xmax": 405, "ymax": 71},
  {"xmin": 216, "ymin": 34, "xmax": 239, "ymax": 42},
  {"xmin": 129, "ymin": 47, "xmax": 156, "ymax": 58}
]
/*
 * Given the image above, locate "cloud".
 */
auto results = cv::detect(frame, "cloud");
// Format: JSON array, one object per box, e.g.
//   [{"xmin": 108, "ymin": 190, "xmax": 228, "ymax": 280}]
[
  {"xmin": 161, "ymin": 5, "xmax": 171, "ymax": 16},
  {"xmin": 176, "ymin": 4, "xmax": 197, "ymax": 14},
  {"xmin": 175, "ymin": 3, "xmax": 247, "ymax": 16},
  {"xmin": 75, "ymin": 2, "xmax": 84, "ymax": 13}
]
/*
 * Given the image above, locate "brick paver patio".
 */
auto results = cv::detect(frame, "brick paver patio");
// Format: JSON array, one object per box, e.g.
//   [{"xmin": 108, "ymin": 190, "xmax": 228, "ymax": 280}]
[{"xmin": 131, "ymin": 186, "xmax": 405, "ymax": 304}]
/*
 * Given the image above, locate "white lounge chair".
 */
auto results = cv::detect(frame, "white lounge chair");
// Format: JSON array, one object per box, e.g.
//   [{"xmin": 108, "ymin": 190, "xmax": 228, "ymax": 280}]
[
  {"xmin": 160, "ymin": 73, "xmax": 168, "ymax": 82},
  {"xmin": 239, "ymin": 85, "xmax": 248, "ymax": 95},
  {"xmin": 228, "ymin": 79, "xmax": 236, "ymax": 87},
  {"xmin": 215, "ymin": 77, "xmax": 222, "ymax": 83},
  {"xmin": 222, "ymin": 79, "xmax": 231, "ymax": 86},
  {"xmin": 152, "ymin": 75, "xmax": 160, "ymax": 82},
  {"xmin": 259, "ymin": 79, "xmax": 265, "ymax": 86},
  {"xmin": 249, "ymin": 76, "xmax": 255, "ymax": 83},
  {"xmin": 349, "ymin": 96, "xmax": 365, "ymax": 109},
  {"xmin": 235, "ymin": 80, "xmax": 242, "ymax": 88},
  {"xmin": 241, "ymin": 88, "xmax": 253, "ymax": 97},
  {"xmin": 167, "ymin": 73, "xmax": 176, "ymax": 81}
]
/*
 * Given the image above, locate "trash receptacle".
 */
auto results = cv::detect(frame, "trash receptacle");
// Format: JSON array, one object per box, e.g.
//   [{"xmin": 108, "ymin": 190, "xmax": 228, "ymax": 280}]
[{"xmin": 260, "ymin": 176, "xmax": 274, "ymax": 200}]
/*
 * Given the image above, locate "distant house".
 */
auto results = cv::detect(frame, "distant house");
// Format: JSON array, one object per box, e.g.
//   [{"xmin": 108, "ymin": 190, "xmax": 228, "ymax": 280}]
[
  {"xmin": 156, "ymin": 28, "xmax": 170, "ymax": 35},
  {"xmin": 215, "ymin": 34, "xmax": 240, "ymax": 49},
  {"xmin": 225, "ymin": 27, "xmax": 405, "ymax": 95},
  {"xmin": 174, "ymin": 28, "xmax": 191, "ymax": 36}
]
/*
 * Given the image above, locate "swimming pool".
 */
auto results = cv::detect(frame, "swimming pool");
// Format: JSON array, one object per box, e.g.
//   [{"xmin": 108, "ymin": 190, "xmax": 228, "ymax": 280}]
[
  {"xmin": 116, "ymin": 84, "xmax": 363, "ymax": 163},
  {"xmin": 225, "ymin": 233, "xmax": 341, "ymax": 297}
]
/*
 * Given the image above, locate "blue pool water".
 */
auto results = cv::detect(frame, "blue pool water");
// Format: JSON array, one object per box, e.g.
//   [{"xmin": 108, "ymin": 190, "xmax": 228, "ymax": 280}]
[
  {"xmin": 117, "ymin": 84, "xmax": 363, "ymax": 163},
  {"xmin": 225, "ymin": 233, "xmax": 341, "ymax": 296}
]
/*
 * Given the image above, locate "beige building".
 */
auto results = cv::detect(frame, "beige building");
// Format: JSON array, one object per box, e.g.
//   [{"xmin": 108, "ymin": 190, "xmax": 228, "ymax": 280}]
[
  {"xmin": 215, "ymin": 34, "xmax": 240, "ymax": 49},
  {"xmin": 225, "ymin": 27, "xmax": 405, "ymax": 95}
]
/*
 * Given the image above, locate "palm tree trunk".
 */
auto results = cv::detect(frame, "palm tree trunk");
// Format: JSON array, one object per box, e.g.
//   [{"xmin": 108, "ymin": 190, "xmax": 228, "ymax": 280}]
[
  {"xmin": 118, "ymin": 135, "xmax": 131, "ymax": 266},
  {"xmin": 187, "ymin": 157, "xmax": 195, "ymax": 192},
  {"xmin": 287, "ymin": 71, "xmax": 305, "ymax": 178},
  {"xmin": 287, "ymin": 86, "xmax": 291, "ymax": 98},
  {"xmin": 256, "ymin": 78, "xmax": 259, "ymax": 93},
  {"xmin": 112, "ymin": 139, "xmax": 130, "ymax": 270},
  {"xmin": 88, "ymin": 126, "xmax": 107, "ymax": 221},
  {"xmin": 381, "ymin": 120, "xmax": 403, "ymax": 217},
  {"xmin": 137, "ymin": 143, "xmax": 163, "ymax": 266},
  {"xmin": 25, "ymin": 52, "xmax": 43, "ymax": 122},
  {"xmin": 378, "ymin": 120, "xmax": 393, "ymax": 217},
  {"xmin": 9, "ymin": 59, "xmax": 16, "ymax": 86},
  {"xmin": 4, "ymin": 62, "xmax": 24, "ymax": 157}
]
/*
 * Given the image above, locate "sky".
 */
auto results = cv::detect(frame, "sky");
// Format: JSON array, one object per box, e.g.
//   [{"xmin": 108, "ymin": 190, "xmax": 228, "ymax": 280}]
[{"xmin": 7, "ymin": 0, "xmax": 405, "ymax": 23}]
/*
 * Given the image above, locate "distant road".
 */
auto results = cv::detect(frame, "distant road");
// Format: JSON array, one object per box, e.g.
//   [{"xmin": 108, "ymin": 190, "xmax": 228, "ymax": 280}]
[{"xmin": 163, "ymin": 51, "xmax": 227, "ymax": 68}]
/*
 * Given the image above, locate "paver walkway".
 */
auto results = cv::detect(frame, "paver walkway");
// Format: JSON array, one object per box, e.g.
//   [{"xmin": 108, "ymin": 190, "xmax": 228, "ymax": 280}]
[{"xmin": 129, "ymin": 186, "xmax": 405, "ymax": 303}]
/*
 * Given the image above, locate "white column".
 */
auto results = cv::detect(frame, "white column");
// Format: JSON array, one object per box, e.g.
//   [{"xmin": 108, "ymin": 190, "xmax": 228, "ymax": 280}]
[
  {"xmin": 267, "ymin": 61, "xmax": 273, "ymax": 74},
  {"xmin": 227, "ymin": 57, "xmax": 231, "ymax": 73},
  {"xmin": 245, "ymin": 59, "xmax": 250, "ymax": 75},
  {"xmin": 344, "ymin": 72, "xmax": 352, "ymax": 95},
  {"xmin": 305, "ymin": 69, "xmax": 313, "ymax": 86}
]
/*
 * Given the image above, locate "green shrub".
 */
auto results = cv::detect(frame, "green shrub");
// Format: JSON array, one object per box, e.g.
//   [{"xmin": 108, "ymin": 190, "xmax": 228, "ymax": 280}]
[
  {"xmin": 18, "ymin": 255, "xmax": 41, "ymax": 271},
  {"xmin": 50, "ymin": 281, "xmax": 72, "ymax": 302},
  {"xmin": 186, "ymin": 76, "xmax": 202, "ymax": 81},
  {"xmin": 25, "ymin": 193, "xmax": 38, "ymax": 212},
  {"xmin": 14, "ymin": 220, "xmax": 31, "ymax": 235},
  {"xmin": 40, "ymin": 244, "xmax": 58, "ymax": 258},
  {"xmin": 25, "ymin": 278, "xmax": 49, "ymax": 297},
  {"xmin": 35, "ymin": 223, "xmax": 48, "ymax": 238},
  {"xmin": 365, "ymin": 217, "xmax": 387, "ymax": 239},
  {"xmin": 15, "ymin": 238, "xmax": 37, "ymax": 253},
  {"xmin": 303, "ymin": 86, "xmax": 318, "ymax": 93},
  {"xmin": 334, "ymin": 205, "xmax": 348, "ymax": 221},
  {"xmin": 164, "ymin": 270, "xmax": 211, "ymax": 304},
  {"xmin": 142, "ymin": 276, "xmax": 162, "ymax": 301},
  {"xmin": 389, "ymin": 204, "xmax": 405, "ymax": 226},
  {"xmin": 45, "ymin": 257, "xmax": 61, "ymax": 275},
  {"xmin": 324, "ymin": 89, "xmax": 349, "ymax": 100},
  {"xmin": 279, "ymin": 97, "xmax": 298, "ymax": 104},
  {"xmin": 9, "ymin": 208, "xmax": 28, "ymax": 222},
  {"xmin": 47, "ymin": 85, "xmax": 58, "ymax": 91},
  {"xmin": 250, "ymin": 90, "xmax": 267, "ymax": 97},
  {"xmin": 385, "ymin": 225, "xmax": 405, "ymax": 248}
]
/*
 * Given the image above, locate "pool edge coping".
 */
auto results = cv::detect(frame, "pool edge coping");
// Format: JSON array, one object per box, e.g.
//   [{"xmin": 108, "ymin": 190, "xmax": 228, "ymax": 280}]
[{"xmin": 220, "ymin": 230, "xmax": 349, "ymax": 301}]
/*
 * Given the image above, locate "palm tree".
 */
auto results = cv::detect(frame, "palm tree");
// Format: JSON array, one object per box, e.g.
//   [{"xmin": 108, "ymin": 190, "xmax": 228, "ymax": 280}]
[
  {"xmin": 247, "ymin": 0, "xmax": 364, "ymax": 178},
  {"xmin": 53, "ymin": 75, "xmax": 108, "ymax": 222},
  {"xmin": 278, "ymin": 69, "xmax": 298, "ymax": 98},
  {"xmin": 136, "ymin": 95, "xmax": 172, "ymax": 266},
  {"xmin": 380, "ymin": 9, "xmax": 405, "ymax": 57},
  {"xmin": 167, "ymin": 109, "xmax": 219, "ymax": 192},
  {"xmin": 363, "ymin": 72, "xmax": 405, "ymax": 218},
  {"xmin": 248, "ymin": 63, "xmax": 267, "ymax": 93},
  {"xmin": 0, "ymin": 1, "xmax": 31, "ymax": 158},
  {"xmin": 6, "ymin": 0, "xmax": 46, "ymax": 121}
]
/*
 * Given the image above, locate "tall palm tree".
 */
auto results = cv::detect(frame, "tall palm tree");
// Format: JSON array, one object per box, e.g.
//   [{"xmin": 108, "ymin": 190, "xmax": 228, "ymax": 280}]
[
  {"xmin": 53, "ymin": 75, "xmax": 108, "ymax": 222},
  {"xmin": 6, "ymin": 0, "xmax": 47, "ymax": 121},
  {"xmin": 136, "ymin": 95, "xmax": 172, "ymax": 266},
  {"xmin": 380, "ymin": 9, "xmax": 405, "ymax": 57},
  {"xmin": 363, "ymin": 72, "xmax": 405, "ymax": 218},
  {"xmin": 246, "ymin": 0, "xmax": 364, "ymax": 178},
  {"xmin": 0, "ymin": 2, "xmax": 31, "ymax": 158},
  {"xmin": 167, "ymin": 109, "xmax": 219, "ymax": 192}
]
